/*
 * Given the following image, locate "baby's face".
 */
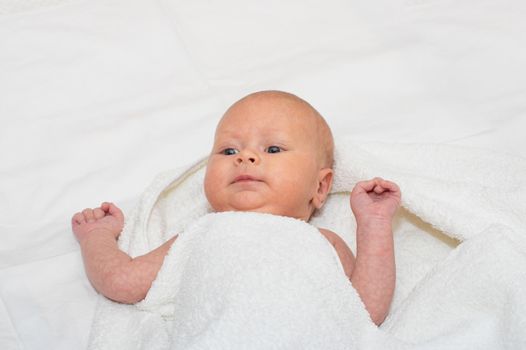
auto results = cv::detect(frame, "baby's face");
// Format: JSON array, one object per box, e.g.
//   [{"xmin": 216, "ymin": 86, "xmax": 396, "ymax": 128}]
[{"xmin": 204, "ymin": 95, "xmax": 331, "ymax": 221}]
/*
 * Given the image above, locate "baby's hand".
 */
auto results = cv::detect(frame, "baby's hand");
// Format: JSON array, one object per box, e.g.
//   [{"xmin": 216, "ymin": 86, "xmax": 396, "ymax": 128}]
[
  {"xmin": 350, "ymin": 178, "xmax": 401, "ymax": 226},
  {"xmin": 72, "ymin": 202, "xmax": 124, "ymax": 243}
]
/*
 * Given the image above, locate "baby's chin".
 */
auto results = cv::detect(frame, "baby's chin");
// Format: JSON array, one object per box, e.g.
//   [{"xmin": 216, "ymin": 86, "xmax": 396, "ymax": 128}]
[
  {"xmin": 208, "ymin": 192, "xmax": 312, "ymax": 220},
  {"xmin": 214, "ymin": 202, "xmax": 272, "ymax": 214},
  {"xmin": 211, "ymin": 198, "xmax": 275, "ymax": 215},
  {"xmin": 213, "ymin": 202, "xmax": 310, "ymax": 221},
  {"xmin": 216, "ymin": 192, "xmax": 264, "ymax": 210}
]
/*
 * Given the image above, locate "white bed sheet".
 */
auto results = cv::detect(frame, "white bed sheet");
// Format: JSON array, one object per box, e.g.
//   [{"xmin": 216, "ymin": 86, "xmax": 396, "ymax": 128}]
[{"xmin": 1, "ymin": 0, "xmax": 525, "ymax": 349}]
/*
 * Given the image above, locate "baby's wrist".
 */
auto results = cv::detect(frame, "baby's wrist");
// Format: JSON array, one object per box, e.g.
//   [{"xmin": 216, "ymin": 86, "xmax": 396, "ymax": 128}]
[
  {"xmin": 356, "ymin": 216, "xmax": 393, "ymax": 234},
  {"xmin": 78, "ymin": 228, "xmax": 119, "ymax": 245}
]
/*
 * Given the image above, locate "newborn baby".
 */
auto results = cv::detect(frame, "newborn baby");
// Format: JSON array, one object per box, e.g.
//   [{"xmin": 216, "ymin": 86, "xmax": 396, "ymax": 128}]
[{"xmin": 72, "ymin": 90, "xmax": 401, "ymax": 325}]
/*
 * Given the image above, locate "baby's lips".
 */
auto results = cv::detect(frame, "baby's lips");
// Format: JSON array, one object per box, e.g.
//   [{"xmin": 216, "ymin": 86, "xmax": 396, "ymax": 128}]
[{"xmin": 232, "ymin": 174, "xmax": 262, "ymax": 183}]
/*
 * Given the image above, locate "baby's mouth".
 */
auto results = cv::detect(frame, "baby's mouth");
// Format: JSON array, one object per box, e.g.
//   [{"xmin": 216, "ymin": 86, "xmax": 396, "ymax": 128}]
[{"xmin": 232, "ymin": 175, "xmax": 261, "ymax": 183}]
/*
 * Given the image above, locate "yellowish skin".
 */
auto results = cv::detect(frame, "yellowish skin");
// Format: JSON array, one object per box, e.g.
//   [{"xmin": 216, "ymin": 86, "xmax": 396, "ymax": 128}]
[{"xmin": 72, "ymin": 91, "xmax": 401, "ymax": 326}]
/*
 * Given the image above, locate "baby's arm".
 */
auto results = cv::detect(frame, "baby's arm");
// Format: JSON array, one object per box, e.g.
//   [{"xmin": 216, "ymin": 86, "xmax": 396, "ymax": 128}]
[
  {"xmin": 349, "ymin": 178, "xmax": 400, "ymax": 326},
  {"xmin": 72, "ymin": 202, "xmax": 176, "ymax": 304}
]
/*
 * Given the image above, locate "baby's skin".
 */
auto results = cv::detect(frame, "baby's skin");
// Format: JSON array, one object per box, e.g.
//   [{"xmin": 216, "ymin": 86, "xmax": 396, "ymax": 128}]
[{"xmin": 72, "ymin": 91, "xmax": 401, "ymax": 326}]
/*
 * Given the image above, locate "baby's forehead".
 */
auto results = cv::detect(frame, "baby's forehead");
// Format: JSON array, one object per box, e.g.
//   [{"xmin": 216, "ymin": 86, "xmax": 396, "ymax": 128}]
[
  {"xmin": 216, "ymin": 114, "xmax": 318, "ymax": 143},
  {"xmin": 216, "ymin": 90, "xmax": 334, "ymax": 165},
  {"xmin": 219, "ymin": 96, "xmax": 318, "ymax": 127},
  {"xmin": 215, "ymin": 123, "xmax": 288, "ymax": 139}
]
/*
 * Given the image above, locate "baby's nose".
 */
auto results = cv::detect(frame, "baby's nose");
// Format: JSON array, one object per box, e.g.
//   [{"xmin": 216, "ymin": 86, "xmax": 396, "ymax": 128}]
[{"xmin": 236, "ymin": 151, "xmax": 259, "ymax": 164}]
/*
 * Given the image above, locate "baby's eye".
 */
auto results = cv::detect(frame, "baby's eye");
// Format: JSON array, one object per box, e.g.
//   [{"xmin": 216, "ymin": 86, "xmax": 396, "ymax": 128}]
[
  {"xmin": 222, "ymin": 148, "xmax": 239, "ymax": 156},
  {"xmin": 266, "ymin": 146, "xmax": 282, "ymax": 154}
]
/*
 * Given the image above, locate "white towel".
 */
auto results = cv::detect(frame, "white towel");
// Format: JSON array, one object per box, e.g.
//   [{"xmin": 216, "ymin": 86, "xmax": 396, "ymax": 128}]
[{"xmin": 88, "ymin": 139, "xmax": 526, "ymax": 349}]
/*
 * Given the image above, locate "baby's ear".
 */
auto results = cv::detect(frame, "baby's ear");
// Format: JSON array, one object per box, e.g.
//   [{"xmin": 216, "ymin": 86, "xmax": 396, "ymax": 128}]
[{"xmin": 313, "ymin": 168, "xmax": 333, "ymax": 209}]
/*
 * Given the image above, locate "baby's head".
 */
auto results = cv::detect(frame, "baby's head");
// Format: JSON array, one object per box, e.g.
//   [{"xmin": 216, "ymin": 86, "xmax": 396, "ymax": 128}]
[{"xmin": 204, "ymin": 90, "xmax": 334, "ymax": 221}]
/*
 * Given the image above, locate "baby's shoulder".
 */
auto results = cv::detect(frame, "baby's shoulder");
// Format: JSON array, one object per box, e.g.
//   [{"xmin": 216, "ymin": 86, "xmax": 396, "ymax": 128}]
[
  {"xmin": 317, "ymin": 227, "xmax": 355, "ymax": 278},
  {"xmin": 318, "ymin": 228, "xmax": 344, "ymax": 247}
]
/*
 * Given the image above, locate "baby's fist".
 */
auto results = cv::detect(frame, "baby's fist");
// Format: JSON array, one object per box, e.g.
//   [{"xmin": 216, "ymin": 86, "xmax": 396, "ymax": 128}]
[
  {"xmin": 72, "ymin": 202, "xmax": 124, "ymax": 243},
  {"xmin": 350, "ymin": 178, "xmax": 401, "ymax": 225}
]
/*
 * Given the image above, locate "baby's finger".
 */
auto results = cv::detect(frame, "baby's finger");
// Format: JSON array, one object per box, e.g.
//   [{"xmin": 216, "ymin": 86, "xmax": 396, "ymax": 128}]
[
  {"xmin": 379, "ymin": 179, "xmax": 400, "ymax": 193},
  {"xmin": 82, "ymin": 208, "xmax": 95, "ymax": 222},
  {"xmin": 355, "ymin": 178, "xmax": 383, "ymax": 192},
  {"xmin": 108, "ymin": 203, "xmax": 124, "ymax": 222},
  {"xmin": 101, "ymin": 202, "xmax": 111, "ymax": 212},
  {"xmin": 93, "ymin": 208, "xmax": 105, "ymax": 219},
  {"xmin": 72, "ymin": 212, "xmax": 85, "ymax": 225},
  {"xmin": 373, "ymin": 185, "xmax": 386, "ymax": 194}
]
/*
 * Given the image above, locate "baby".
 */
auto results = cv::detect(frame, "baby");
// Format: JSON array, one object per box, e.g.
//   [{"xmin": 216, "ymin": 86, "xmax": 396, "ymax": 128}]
[{"xmin": 72, "ymin": 90, "xmax": 401, "ymax": 326}]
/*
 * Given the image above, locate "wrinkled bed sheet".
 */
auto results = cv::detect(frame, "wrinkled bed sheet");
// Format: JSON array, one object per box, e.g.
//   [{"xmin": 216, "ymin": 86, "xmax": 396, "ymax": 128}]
[{"xmin": 1, "ymin": 0, "xmax": 525, "ymax": 349}]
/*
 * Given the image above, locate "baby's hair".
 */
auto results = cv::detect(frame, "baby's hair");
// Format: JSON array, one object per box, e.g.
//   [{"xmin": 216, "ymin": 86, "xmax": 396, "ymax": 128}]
[{"xmin": 230, "ymin": 90, "xmax": 335, "ymax": 169}]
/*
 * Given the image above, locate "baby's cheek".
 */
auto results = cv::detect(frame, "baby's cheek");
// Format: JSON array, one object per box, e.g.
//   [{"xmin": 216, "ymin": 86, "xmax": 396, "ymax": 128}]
[{"xmin": 204, "ymin": 179, "xmax": 220, "ymax": 210}]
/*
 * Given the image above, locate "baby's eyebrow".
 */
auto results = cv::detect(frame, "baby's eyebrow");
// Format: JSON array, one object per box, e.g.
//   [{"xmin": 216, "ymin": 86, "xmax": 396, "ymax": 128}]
[
  {"xmin": 215, "ymin": 129, "xmax": 242, "ymax": 141},
  {"xmin": 213, "ymin": 128, "xmax": 291, "ymax": 147},
  {"xmin": 212, "ymin": 135, "xmax": 242, "ymax": 148},
  {"xmin": 264, "ymin": 132, "xmax": 291, "ymax": 144},
  {"xmin": 213, "ymin": 141, "xmax": 237, "ymax": 150}
]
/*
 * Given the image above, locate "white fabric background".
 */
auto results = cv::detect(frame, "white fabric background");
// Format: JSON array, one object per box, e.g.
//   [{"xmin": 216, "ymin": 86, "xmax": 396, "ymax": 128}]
[{"xmin": 1, "ymin": 0, "xmax": 525, "ymax": 349}]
